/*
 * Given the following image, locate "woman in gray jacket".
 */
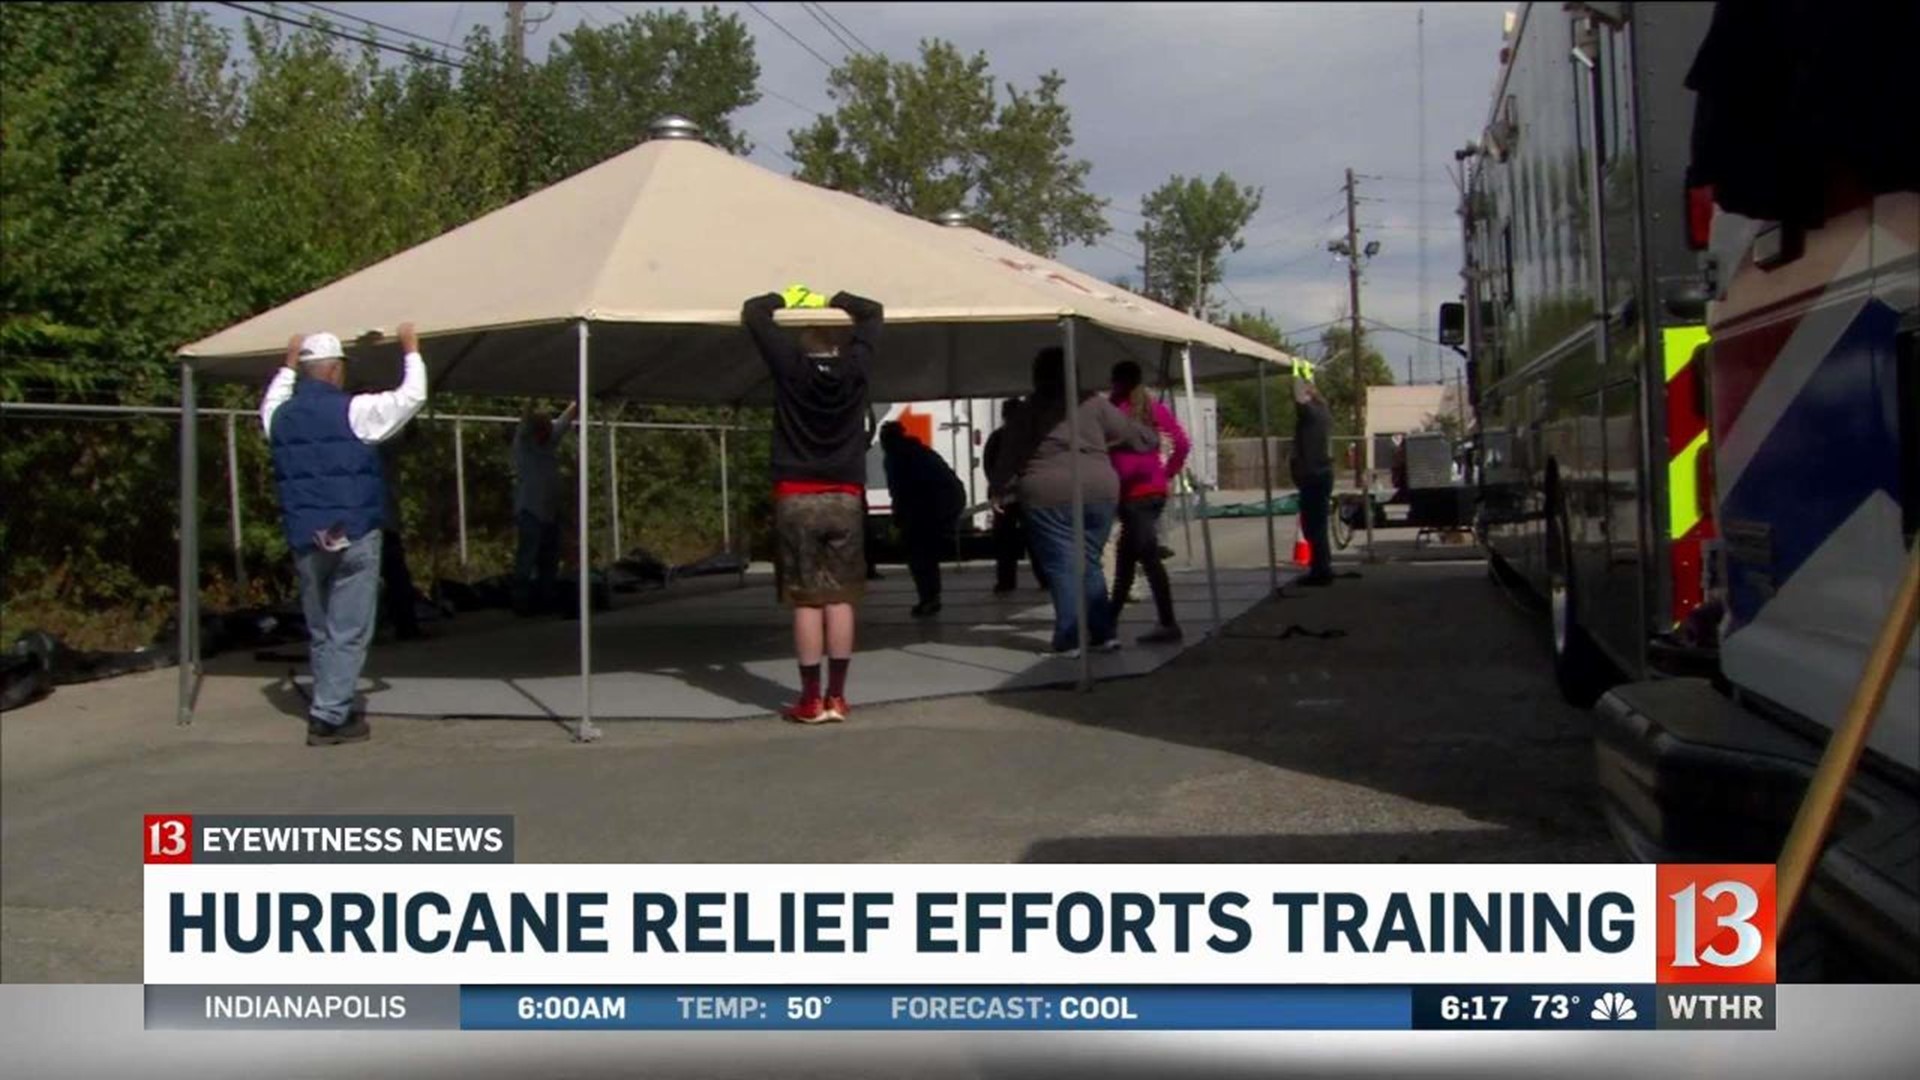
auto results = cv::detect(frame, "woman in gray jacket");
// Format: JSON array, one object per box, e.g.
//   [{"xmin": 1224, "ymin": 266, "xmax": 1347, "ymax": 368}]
[{"xmin": 987, "ymin": 347, "xmax": 1160, "ymax": 656}]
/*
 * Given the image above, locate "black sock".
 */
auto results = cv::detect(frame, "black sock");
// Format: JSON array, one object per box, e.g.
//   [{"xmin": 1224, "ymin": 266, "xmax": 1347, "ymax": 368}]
[
  {"xmin": 799, "ymin": 663, "xmax": 822, "ymax": 700},
  {"xmin": 827, "ymin": 658, "xmax": 850, "ymax": 698}
]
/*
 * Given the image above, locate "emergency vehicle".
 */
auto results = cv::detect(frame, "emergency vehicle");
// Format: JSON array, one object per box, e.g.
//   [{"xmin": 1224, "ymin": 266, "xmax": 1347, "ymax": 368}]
[{"xmin": 1455, "ymin": 1, "xmax": 1917, "ymax": 976}]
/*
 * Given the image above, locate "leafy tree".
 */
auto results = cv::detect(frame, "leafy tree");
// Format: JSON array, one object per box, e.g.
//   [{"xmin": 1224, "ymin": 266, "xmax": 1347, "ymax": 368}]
[
  {"xmin": 0, "ymin": 3, "xmax": 770, "ymax": 641},
  {"xmin": 1135, "ymin": 173, "xmax": 1261, "ymax": 316},
  {"xmin": 1312, "ymin": 323, "xmax": 1396, "ymax": 438},
  {"xmin": 790, "ymin": 40, "xmax": 1107, "ymax": 255},
  {"xmin": 1213, "ymin": 311, "xmax": 1297, "ymax": 439}
]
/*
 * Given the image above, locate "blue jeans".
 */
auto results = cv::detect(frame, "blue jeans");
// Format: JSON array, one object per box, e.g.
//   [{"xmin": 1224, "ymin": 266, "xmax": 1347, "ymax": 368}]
[
  {"xmin": 294, "ymin": 530, "xmax": 383, "ymax": 727},
  {"xmin": 1025, "ymin": 502, "xmax": 1118, "ymax": 652}
]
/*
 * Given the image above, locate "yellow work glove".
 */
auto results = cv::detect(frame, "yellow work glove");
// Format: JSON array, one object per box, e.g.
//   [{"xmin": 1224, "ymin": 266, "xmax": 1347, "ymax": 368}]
[
  {"xmin": 1291, "ymin": 358, "xmax": 1316, "ymax": 382},
  {"xmin": 780, "ymin": 284, "xmax": 828, "ymax": 309}
]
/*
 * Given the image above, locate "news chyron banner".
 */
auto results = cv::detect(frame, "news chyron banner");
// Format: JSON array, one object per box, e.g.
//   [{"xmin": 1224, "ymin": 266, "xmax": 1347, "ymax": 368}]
[{"xmin": 142, "ymin": 814, "xmax": 1777, "ymax": 1033}]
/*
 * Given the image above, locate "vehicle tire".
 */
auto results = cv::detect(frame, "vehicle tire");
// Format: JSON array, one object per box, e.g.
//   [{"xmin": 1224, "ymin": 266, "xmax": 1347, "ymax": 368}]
[
  {"xmin": 1331, "ymin": 497, "xmax": 1354, "ymax": 550},
  {"xmin": 1546, "ymin": 479, "xmax": 1611, "ymax": 707}
]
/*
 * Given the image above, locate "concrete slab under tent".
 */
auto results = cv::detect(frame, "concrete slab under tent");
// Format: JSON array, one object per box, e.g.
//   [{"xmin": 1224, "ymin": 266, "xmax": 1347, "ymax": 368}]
[{"xmin": 254, "ymin": 568, "xmax": 1295, "ymax": 722}]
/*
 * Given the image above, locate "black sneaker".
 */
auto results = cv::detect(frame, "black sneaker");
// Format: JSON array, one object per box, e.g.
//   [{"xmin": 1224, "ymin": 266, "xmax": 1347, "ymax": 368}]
[
  {"xmin": 911, "ymin": 599, "xmax": 943, "ymax": 617},
  {"xmin": 1137, "ymin": 625, "xmax": 1185, "ymax": 645},
  {"xmin": 307, "ymin": 715, "xmax": 372, "ymax": 746}
]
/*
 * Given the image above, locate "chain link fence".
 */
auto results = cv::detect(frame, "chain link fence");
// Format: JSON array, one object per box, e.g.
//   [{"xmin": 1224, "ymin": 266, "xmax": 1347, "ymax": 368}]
[{"xmin": 0, "ymin": 400, "xmax": 769, "ymax": 649}]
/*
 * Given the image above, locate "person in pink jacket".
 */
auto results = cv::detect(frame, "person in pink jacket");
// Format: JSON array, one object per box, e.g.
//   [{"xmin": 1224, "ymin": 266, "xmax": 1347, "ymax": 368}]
[{"xmin": 1107, "ymin": 360, "xmax": 1191, "ymax": 643}]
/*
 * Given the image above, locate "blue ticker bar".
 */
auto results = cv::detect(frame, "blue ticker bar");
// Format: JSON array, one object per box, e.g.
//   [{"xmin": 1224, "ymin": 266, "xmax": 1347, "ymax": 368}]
[{"xmin": 461, "ymin": 985, "xmax": 1412, "ymax": 1031}]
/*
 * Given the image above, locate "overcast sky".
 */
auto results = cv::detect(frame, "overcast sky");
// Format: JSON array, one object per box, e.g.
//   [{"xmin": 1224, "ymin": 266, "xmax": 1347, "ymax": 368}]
[{"xmin": 197, "ymin": 2, "xmax": 1510, "ymax": 382}]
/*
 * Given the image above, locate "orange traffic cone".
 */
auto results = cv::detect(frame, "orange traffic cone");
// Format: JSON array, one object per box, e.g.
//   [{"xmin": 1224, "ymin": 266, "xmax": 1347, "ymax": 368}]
[{"xmin": 1291, "ymin": 515, "xmax": 1313, "ymax": 567}]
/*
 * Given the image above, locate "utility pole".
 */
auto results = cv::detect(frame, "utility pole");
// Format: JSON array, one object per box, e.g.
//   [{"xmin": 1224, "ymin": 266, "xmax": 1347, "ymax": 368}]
[
  {"xmin": 1343, "ymin": 166, "xmax": 1375, "ymax": 556},
  {"xmin": 1142, "ymin": 231, "xmax": 1152, "ymax": 299},
  {"xmin": 507, "ymin": 0, "xmax": 526, "ymax": 64}
]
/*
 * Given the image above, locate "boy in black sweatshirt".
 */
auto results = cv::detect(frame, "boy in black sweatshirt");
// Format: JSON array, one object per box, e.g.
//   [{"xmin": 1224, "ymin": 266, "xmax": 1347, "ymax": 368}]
[{"xmin": 741, "ymin": 286, "xmax": 884, "ymax": 723}]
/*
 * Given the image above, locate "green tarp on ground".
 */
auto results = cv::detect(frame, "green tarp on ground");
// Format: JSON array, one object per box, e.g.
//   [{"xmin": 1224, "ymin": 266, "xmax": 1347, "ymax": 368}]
[{"xmin": 1201, "ymin": 494, "xmax": 1299, "ymax": 518}]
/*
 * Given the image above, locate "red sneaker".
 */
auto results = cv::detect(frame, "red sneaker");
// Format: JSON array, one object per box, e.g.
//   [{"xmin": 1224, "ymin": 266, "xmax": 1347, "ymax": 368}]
[
  {"xmin": 782, "ymin": 697, "xmax": 832, "ymax": 724},
  {"xmin": 822, "ymin": 695, "xmax": 850, "ymax": 722}
]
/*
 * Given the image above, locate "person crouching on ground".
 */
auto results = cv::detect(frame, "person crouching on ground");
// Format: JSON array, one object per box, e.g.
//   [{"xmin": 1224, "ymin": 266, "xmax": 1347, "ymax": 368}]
[
  {"xmin": 1289, "ymin": 363, "xmax": 1336, "ymax": 586},
  {"xmin": 261, "ymin": 324, "xmax": 428, "ymax": 746},
  {"xmin": 879, "ymin": 420, "xmax": 967, "ymax": 617},
  {"xmin": 742, "ymin": 284, "xmax": 884, "ymax": 724},
  {"xmin": 986, "ymin": 347, "xmax": 1159, "ymax": 658},
  {"xmin": 1106, "ymin": 360, "xmax": 1191, "ymax": 643}
]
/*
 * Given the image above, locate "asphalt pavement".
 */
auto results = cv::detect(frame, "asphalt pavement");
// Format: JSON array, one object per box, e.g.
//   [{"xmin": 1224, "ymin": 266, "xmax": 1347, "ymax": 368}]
[{"xmin": 0, "ymin": 518, "xmax": 1612, "ymax": 982}]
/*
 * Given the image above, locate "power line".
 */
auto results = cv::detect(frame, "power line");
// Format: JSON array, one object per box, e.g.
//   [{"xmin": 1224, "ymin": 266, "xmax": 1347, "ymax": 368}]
[
  {"xmin": 812, "ymin": 2, "xmax": 878, "ymax": 57},
  {"xmin": 1361, "ymin": 315, "xmax": 1448, "ymax": 348},
  {"xmin": 284, "ymin": 1, "xmax": 471, "ymax": 58},
  {"xmin": 760, "ymin": 85, "xmax": 825, "ymax": 117},
  {"xmin": 798, "ymin": 1, "xmax": 863, "ymax": 59},
  {"xmin": 219, "ymin": 2, "xmax": 468, "ymax": 69},
  {"xmin": 741, "ymin": 1, "xmax": 837, "ymax": 70}
]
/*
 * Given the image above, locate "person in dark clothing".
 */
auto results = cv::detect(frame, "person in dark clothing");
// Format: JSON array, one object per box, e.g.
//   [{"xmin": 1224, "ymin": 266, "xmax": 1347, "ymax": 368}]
[
  {"xmin": 880, "ymin": 421, "xmax": 966, "ymax": 616},
  {"xmin": 377, "ymin": 431, "xmax": 423, "ymax": 640},
  {"xmin": 741, "ymin": 284, "xmax": 883, "ymax": 724},
  {"xmin": 983, "ymin": 399, "xmax": 1047, "ymax": 594},
  {"xmin": 1289, "ymin": 365, "xmax": 1335, "ymax": 586}
]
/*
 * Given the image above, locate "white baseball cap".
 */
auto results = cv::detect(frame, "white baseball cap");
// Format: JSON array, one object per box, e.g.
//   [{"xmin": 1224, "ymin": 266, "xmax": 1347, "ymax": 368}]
[{"xmin": 297, "ymin": 332, "xmax": 345, "ymax": 363}]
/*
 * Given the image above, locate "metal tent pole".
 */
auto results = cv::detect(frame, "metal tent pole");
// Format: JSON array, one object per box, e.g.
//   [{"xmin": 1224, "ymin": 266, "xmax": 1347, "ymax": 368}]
[
  {"xmin": 224, "ymin": 413, "xmax": 247, "ymax": 598},
  {"xmin": 1180, "ymin": 345, "xmax": 1223, "ymax": 635},
  {"xmin": 1255, "ymin": 358, "xmax": 1278, "ymax": 593},
  {"xmin": 1062, "ymin": 319, "xmax": 1091, "ymax": 690},
  {"xmin": 453, "ymin": 419, "xmax": 469, "ymax": 567},
  {"xmin": 574, "ymin": 321, "xmax": 601, "ymax": 743},
  {"xmin": 719, "ymin": 426, "xmax": 732, "ymax": 553},
  {"xmin": 607, "ymin": 415, "xmax": 622, "ymax": 560},
  {"xmin": 177, "ymin": 363, "xmax": 199, "ymax": 725}
]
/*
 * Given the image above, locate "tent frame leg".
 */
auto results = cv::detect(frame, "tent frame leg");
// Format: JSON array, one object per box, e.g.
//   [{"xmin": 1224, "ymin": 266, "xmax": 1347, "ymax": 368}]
[
  {"xmin": 1062, "ymin": 319, "xmax": 1091, "ymax": 691},
  {"xmin": 1180, "ymin": 345, "xmax": 1223, "ymax": 635},
  {"xmin": 224, "ymin": 413, "xmax": 248, "ymax": 598},
  {"xmin": 574, "ymin": 320, "xmax": 601, "ymax": 743},
  {"xmin": 177, "ymin": 362, "xmax": 201, "ymax": 725},
  {"xmin": 1256, "ymin": 358, "xmax": 1278, "ymax": 593},
  {"xmin": 454, "ymin": 418, "xmax": 469, "ymax": 568}
]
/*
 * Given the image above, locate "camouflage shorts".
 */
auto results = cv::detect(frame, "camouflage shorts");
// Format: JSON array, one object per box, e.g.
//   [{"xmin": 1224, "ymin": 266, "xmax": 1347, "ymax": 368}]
[{"xmin": 773, "ymin": 492, "xmax": 867, "ymax": 607}]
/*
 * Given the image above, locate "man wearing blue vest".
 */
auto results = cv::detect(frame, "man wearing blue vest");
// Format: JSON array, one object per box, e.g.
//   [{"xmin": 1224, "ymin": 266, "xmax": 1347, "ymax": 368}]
[{"xmin": 261, "ymin": 324, "xmax": 429, "ymax": 745}]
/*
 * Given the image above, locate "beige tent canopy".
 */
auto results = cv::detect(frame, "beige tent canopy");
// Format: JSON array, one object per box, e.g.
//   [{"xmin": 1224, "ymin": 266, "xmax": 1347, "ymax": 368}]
[
  {"xmin": 173, "ymin": 118, "xmax": 1299, "ymax": 738},
  {"xmin": 180, "ymin": 121, "xmax": 1291, "ymax": 402}
]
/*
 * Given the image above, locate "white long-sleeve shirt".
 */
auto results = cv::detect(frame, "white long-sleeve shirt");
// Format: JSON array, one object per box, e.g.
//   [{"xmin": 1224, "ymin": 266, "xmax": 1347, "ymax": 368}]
[{"xmin": 260, "ymin": 352, "xmax": 428, "ymax": 442}]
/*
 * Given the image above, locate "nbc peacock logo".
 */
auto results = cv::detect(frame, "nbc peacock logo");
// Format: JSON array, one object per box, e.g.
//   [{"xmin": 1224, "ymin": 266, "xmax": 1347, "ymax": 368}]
[{"xmin": 1590, "ymin": 991, "xmax": 1639, "ymax": 1022}]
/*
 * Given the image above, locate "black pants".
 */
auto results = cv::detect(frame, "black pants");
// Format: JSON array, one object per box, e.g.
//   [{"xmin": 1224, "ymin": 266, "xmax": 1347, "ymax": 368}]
[
  {"xmin": 992, "ymin": 505, "xmax": 1047, "ymax": 590},
  {"xmin": 379, "ymin": 528, "xmax": 420, "ymax": 634},
  {"xmin": 902, "ymin": 517, "xmax": 945, "ymax": 604},
  {"xmin": 1113, "ymin": 498, "xmax": 1177, "ymax": 628},
  {"xmin": 1296, "ymin": 472, "xmax": 1334, "ymax": 579},
  {"xmin": 514, "ymin": 511, "xmax": 561, "ymax": 614}
]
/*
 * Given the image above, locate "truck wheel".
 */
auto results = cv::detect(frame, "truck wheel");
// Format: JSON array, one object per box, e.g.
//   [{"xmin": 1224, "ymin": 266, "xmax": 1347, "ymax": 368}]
[{"xmin": 1547, "ymin": 484, "xmax": 1610, "ymax": 707}]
